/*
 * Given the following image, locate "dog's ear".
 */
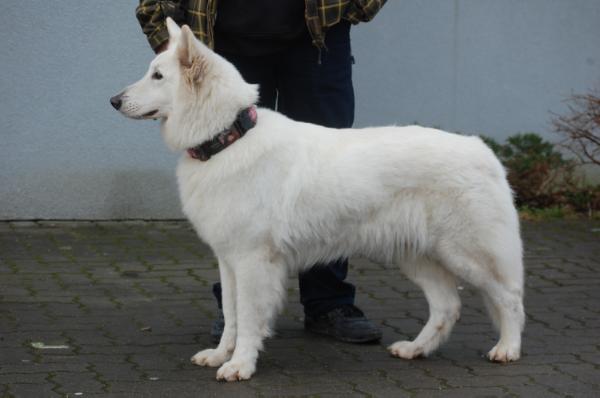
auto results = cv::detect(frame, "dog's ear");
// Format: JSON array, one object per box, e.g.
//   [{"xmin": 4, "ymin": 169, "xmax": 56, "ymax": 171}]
[
  {"xmin": 177, "ymin": 25, "xmax": 198, "ymax": 69},
  {"xmin": 166, "ymin": 17, "xmax": 181, "ymax": 40}
]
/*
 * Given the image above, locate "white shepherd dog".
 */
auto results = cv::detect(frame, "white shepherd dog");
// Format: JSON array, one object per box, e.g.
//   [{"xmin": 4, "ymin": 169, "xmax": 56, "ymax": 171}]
[{"xmin": 112, "ymin": 18, "xmax": 524, "ymax": 382}]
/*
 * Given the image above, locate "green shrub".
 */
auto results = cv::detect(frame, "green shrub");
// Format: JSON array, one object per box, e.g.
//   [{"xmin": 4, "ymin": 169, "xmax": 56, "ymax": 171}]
[{"xmin": 481, "ymin": 133, "xmax": 599, "ymax": 215}]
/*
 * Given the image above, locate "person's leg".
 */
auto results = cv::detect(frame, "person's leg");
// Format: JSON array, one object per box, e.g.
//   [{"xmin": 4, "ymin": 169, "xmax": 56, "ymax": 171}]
[
  {"xmin": 209, "ymin": 52, "xmax": 278, "ymax": 342},
  {"xmin": 297, "ymin": 259, "xmax": 355, "ymax": 317},
  {"xmin": 277, "ymin": 21, "xmax": 354, "ymax": 128},
  {"xmin": 276, "ymin": 22, "xmax": 380, "ymax": 342},
  {"xmin": 277, "ymin": 22, "xmax": 356, "ymax": 319}
]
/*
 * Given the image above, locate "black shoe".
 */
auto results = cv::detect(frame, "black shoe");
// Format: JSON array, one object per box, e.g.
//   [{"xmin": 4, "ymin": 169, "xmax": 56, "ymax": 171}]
[
  {"xmin": 304, "ymin": 304, "xmax": 382, "ymax": 343},
  {"xmin": 211, "ymin": 310, "xmax": 224, "ymax": 344}
]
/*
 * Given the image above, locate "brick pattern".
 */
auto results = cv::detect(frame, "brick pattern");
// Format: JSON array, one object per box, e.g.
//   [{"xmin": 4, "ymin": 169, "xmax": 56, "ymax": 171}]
[{"xmin": 0, "ymin": 220, "xmax": 599, "ymax": 397}]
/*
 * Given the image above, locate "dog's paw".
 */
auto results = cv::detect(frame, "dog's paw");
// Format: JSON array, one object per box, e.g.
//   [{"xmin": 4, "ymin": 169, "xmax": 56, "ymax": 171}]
[
  {"xmin": 487, "ymin": 343, "xmax": 520, "ymax": 363},
  {"xmin": 388, "ymin": 341, "xmax": 424, "ymax": 359},
  {"xmin": 216, "ymin": 360, "xmax": 256, "ymax": 382},
  {"xmin": 191, "ymin": 348, "xmax": 230, "ymax": 367}
]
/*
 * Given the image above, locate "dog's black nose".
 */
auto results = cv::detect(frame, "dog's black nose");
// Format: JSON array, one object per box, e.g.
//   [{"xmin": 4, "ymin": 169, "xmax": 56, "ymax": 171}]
[{"xmin": 110, "ymin": 95, "xmax": 122, "ymax": 110}]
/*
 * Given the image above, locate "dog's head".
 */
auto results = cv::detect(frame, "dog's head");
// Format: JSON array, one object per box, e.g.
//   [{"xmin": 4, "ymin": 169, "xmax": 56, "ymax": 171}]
[{"xmin": 111, "ymin": 18, "xmax": 258, "ymax": 151}]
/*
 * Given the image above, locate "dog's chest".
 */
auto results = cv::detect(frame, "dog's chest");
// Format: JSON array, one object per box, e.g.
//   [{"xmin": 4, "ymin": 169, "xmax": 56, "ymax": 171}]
[{"xmin": 175, "ymin": 159, "xmax": 274, "ymax": 247}]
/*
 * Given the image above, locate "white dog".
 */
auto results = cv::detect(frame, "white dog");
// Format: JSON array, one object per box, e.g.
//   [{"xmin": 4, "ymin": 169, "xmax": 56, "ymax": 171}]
[{"xmin": 112, "ymin": 18, "xmax": 525, "ymax": 381}]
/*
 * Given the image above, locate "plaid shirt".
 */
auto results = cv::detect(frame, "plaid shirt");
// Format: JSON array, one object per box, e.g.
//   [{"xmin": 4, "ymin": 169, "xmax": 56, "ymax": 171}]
[{"xmin": 136, "ymin": 0, "xmax": 386, "ymax": 52}]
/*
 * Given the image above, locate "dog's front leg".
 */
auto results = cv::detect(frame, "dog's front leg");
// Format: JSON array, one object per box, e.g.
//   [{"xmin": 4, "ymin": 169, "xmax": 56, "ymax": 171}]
[
  {"xmin": 216, "ymin": 253, "xmax": 287, "ymax": 382},
  {"xmin": 191, "ymin": 258, "xmax": 236, "ymax": 367}
]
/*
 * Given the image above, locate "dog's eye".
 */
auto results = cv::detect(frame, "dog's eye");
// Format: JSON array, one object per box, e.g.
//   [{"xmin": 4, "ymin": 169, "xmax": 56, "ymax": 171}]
[{"xmin": 152, "ymin": 71, "xmax": 163, "ymax": 80}]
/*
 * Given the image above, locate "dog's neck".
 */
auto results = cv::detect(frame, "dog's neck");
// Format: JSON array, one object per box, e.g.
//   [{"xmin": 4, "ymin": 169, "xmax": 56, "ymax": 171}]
[
  {"xmin": 161, "ymin": 76, "xmax": 259, "ymax": 153},
  {"xmin": 186, "ymin": 106, "xmax": 258, "ymax": 161},
  {"xmin": 160, "ymin": 49, "xmax": 260, "ymax": 153}
]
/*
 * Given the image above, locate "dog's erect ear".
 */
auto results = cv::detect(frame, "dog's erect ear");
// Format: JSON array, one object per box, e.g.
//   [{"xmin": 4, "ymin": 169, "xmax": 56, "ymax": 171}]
[
  {"xmin": 166, "ymin": 17, "xmax": 181, "ymax": 40},
  {"xmin": 177, "ymin": 25, "xmax": 199, "ymax": 68}
]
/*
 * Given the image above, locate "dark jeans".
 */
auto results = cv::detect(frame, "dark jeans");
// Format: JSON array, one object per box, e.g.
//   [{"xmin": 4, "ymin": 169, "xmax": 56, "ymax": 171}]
[{"xmin": 212, "ymin": 21, "xmax": 356, "ymax": 317}]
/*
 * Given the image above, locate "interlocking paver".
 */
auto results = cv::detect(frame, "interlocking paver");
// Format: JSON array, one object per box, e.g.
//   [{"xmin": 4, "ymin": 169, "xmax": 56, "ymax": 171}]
[{"xmin": 0, "ymin": 220, "xmax": 599, "ymax": 397}]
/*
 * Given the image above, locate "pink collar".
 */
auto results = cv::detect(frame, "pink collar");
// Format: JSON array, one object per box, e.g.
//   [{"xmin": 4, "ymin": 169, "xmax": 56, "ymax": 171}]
[{"xmin": 187, "ymin": 106, "xmax": 257, "ymax": 161}]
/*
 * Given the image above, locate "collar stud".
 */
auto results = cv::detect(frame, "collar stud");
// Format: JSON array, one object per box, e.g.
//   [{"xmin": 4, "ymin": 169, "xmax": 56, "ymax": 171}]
[{"xmin": 187, "ymin": 106, "xmax": 257, "ymax": 161}]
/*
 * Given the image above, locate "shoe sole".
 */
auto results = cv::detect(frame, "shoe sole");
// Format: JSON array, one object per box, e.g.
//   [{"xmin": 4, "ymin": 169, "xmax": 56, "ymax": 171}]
[
  {"xmin": 305, "ymin": 326, "xmax": 382, "ymax": 343},
  {"xmin": 213, "ymin": 329, "xmax": 382, "ymax": 345}
]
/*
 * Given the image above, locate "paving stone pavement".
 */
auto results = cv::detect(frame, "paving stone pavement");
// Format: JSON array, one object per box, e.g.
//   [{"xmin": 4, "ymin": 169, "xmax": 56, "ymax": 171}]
[{"xmin": 0, "ymin": 220, "xmax": 599, "ymax": 397}]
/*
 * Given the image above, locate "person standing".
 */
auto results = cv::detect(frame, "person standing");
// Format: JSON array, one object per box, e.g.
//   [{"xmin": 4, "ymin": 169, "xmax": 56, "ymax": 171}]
[{"xmin": 136, "ymin": 0, "xmax": 387, "ymax": 344}]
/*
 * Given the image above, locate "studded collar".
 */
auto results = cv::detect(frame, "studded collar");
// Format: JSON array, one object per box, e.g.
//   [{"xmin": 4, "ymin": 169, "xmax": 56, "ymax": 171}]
[{"xmin": 186, "ymin": 106, "xmax": 257, "ymax": 161}]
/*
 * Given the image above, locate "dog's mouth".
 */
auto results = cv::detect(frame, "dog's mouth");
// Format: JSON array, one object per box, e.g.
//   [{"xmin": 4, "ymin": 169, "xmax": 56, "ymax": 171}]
[{"xmin": 142, "ymin": 109, "xmax": 159, "ymax": 118}]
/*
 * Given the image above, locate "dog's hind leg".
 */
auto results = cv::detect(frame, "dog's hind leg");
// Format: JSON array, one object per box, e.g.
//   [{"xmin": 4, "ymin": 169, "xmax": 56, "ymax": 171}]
[
  {"xmin": 216, "ymin": 252, "xmax": 287, "ymax": 382},
  {"xmin": 477, "ymin": 249, "xmax": 524, "ymax": 363},
  {"xmin": 192, "ymin": 257, "xmax": 237, "ymax": 367},
  {"xmin": 482, "ymin": 287, "xmax": 524, "ymax": 362},
  {"xmin": 484, "ymin": 247, "xmax": 525, "ymax": 363},
  {"xmin": 389, "ymin": 259, "xmax": 461, "ymax": 359},
  {"xmin": 438, "ymin": 244, "xmax": 524, "ymax": 362}
]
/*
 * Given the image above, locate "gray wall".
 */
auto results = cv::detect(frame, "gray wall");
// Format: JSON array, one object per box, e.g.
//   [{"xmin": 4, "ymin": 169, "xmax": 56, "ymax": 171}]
[{"xmin": 2, "ymin": 1, "xmax": 599, "ymax": 219}]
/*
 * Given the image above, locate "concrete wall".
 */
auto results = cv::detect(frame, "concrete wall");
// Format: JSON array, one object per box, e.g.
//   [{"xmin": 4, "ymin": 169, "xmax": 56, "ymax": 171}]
[{"xmin": 2, "ymin": 0, "xmax": 599, "ymax": 219}]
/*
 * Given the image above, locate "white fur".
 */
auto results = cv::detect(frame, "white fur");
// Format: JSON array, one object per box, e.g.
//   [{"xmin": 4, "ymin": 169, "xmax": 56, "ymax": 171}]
[{"xmin": 114, "ymin": 19, "xmax": 525, "ymax": 381}]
